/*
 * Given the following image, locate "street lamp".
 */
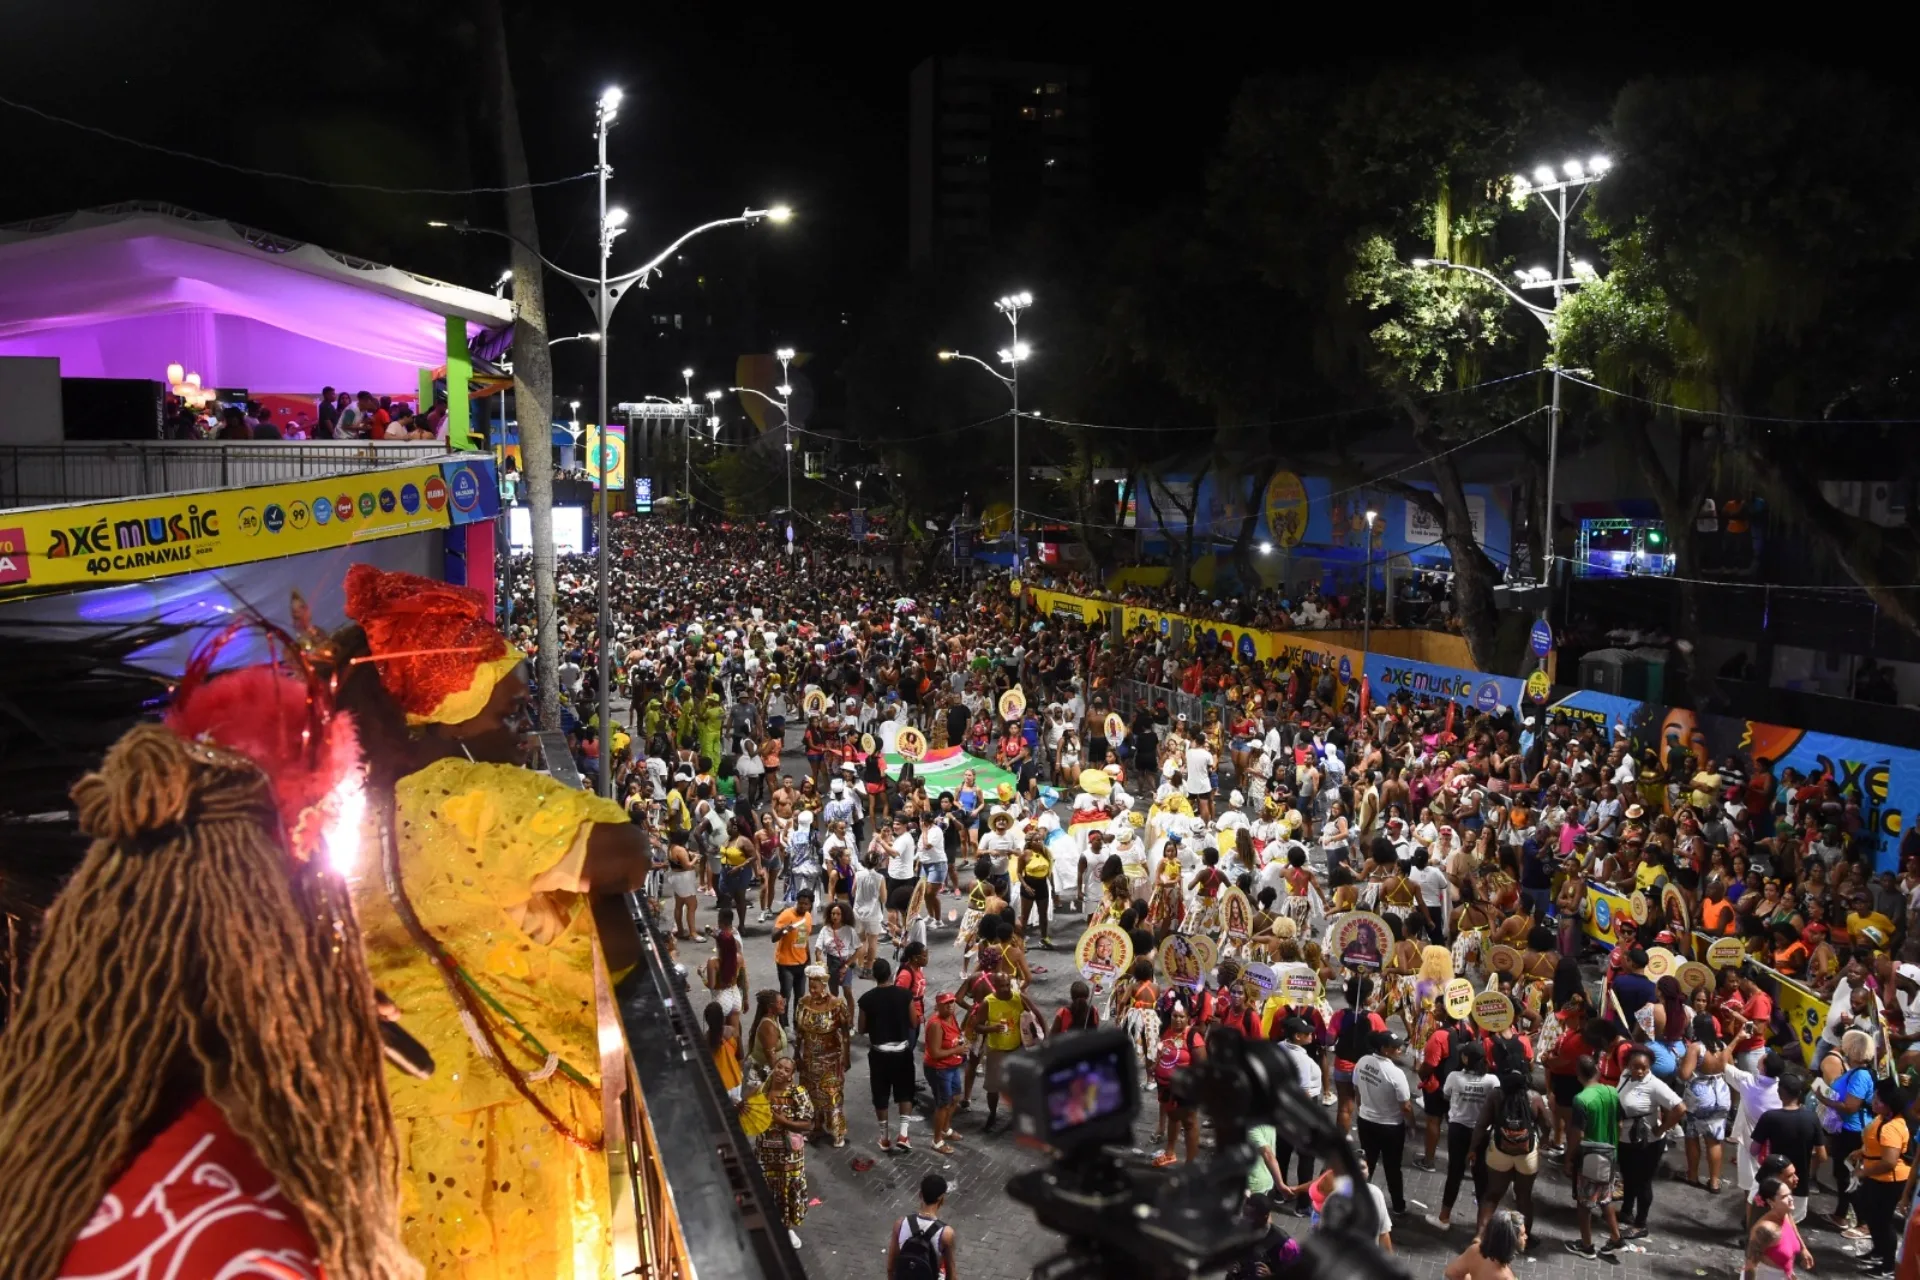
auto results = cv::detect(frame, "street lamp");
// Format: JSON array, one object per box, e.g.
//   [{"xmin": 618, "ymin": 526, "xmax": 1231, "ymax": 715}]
[
  {"xmin": 705, "ymin": 388, "xmax": 722, "ymax": 440},
  {"xmin": 549, "ymin": 332, "xmax": 600, "ymax": 346},
  {"xmin": 1412, "ymin": 154, "xmax": 1606, "ymax": 671},
  {"xmin": 938, "ymin": 289, "xmax": 1032, "ymax": 573},
  {"xmin": 775, "ymin": 348, "xmax": 795, "ymax": 542},
  {"xmin": 679, "ymin": 367, "xmax": 696, "ymax": 525},
  {"xmin": 1362, "ymin": 509, "xmax": 1378, "ymax": 675}
]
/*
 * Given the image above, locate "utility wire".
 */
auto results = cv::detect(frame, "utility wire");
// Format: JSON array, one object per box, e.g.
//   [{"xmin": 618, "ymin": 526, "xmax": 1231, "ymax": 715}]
[
  {"xmin": 0, "ymin": 91, "xmax": 597, "ymax": 195},
  {"xmin": 1014, "ymin": 405, "xmax": 1551, "ymax": 534},
  {"xmin": 1022, "ymin": 369, "xmax": 1546, "ymax": 434},
  {"xmin": 1564, "ymin": 373, "xmax": 1920, "ymax": 426}
]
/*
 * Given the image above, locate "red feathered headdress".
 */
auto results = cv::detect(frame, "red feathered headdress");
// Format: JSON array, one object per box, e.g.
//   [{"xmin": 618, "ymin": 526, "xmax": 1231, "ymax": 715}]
[
  {"xmin": 163, "ymin": 617, "xmax": 364, "ymax": 869},
  {"xmin": 343, "ymin": 564, "xmax": 523, "ymax": 726}
]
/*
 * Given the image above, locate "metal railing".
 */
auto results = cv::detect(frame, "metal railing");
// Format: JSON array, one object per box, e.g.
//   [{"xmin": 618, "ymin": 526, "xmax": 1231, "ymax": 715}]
[
  {"xmin": 528, "ymin": 733, "xmax": 802, "ymax": 1280},
  {"xmin": 0, "ymin": 441, "xmax": 453, "ymax": 509}
]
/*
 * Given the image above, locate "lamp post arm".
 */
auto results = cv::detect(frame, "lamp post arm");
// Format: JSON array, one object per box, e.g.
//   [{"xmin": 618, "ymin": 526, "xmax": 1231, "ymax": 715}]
[
  {"xmin": 1414, "ymin": 258, "xmax": 1556, "ymax": 330},
  {"xmin": 939, "ymin": 350, "xmax": 1015, "ymax": 388},
  {"xmin": 607, "ymin": 211, "xmax": 768, "ymax": 292}
]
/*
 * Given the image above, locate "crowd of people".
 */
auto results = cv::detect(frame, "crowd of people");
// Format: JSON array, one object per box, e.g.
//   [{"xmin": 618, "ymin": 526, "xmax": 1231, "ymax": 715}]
[
  {"xmin": 5, "ymin": 504, "xmax": 1918, "ymax": 1280},
  {"xmin": 162, "ymin": 385, "xmax": 452, "ymax": 441},
  {"xmin": 510, "ymin": 517, "xmax": 1920, "ymax": 1277}
]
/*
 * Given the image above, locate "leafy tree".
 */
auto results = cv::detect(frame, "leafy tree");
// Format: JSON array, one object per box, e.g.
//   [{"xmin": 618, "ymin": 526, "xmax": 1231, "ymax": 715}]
[{"xmin": 1563, "ymin": 67, "xmax": 1920, "ymax": 652}]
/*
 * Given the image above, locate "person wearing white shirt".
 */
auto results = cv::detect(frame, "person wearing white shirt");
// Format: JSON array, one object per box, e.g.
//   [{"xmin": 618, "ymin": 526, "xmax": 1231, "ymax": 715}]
[
  {"xmin": 885, "ymin": 819, "xmax": 919, "ymax": 890},
  {"xmin": 1184, "ymin": 742, "xmax": 1216, "ymax": 820},
  {"xmin": 1353, "ymin": 1031, "xmax": 1414, "ymax": 1213},
  {"xmin": 1409, "ymin": 850, "xmax": 1452, "ymax": 941},
  {"xmin": 1275, "ymin": 1016, "xmax": 1325, "ymax": 1212}
]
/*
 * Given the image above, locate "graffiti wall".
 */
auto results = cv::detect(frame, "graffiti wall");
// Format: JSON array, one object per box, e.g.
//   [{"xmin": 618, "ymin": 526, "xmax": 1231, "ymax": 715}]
[{"xmin": 1549, "ymin": 689, "xmax": 1918, "ymax": 870}]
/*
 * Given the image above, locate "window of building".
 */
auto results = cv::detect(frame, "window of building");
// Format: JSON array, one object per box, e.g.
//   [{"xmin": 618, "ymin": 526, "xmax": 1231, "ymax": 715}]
[{"xmin": 1045, "ymin": 82, "xmax": 1062, "ymax": 94}]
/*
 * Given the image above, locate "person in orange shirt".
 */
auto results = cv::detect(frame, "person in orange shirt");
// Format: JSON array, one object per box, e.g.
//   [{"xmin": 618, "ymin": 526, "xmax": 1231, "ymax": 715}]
[
  {"xmin": 773, "ymin": 890, "xmax": 816, "ymax": 1029},
  {"xmin": 1768, "ymin": 922, "xmax": 1810, "ymax": 978},
  {"xmin": 1699, "ymin": 878, "xmax": 1736, "ymax": 936},
  {"xmin": 1854, "ymin": 1081, "xmax": 1911, "ymax": 1274}
]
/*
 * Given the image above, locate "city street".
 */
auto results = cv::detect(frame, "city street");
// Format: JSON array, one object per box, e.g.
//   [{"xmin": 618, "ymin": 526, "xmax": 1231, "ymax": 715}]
[{"xmin": 663, "ymin": 729, "xmax": 1768, "ymax": 1280}]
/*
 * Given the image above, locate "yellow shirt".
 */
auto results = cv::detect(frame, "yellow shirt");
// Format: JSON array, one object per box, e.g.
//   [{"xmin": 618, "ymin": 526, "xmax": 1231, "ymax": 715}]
[
  {"xmin": 985, "ymin": 992, "xmax": 1026, "ymax": 1052},
  {"xmin": 1634, "ymin": 860, "xmax": 1665, "ymax": 891},
  {"xmin": 1848, "ymin": 911, "xmax": 1896, "ymax": 947},
  {"xmin": 1023, "ymin": 848, "xmax": 1053, "ymax": 881}
]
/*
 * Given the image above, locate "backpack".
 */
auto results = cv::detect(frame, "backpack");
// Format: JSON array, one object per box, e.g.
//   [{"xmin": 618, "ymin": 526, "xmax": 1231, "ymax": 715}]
[
  {"xmin": 1493, "ymin": 1087, "xmax": 1536, "ymax": 1156},
  {"xmin": 1427, "ymin": 1023, "xmax": 1475, "ymax": 1089},
  {"xmin": 894, "ymin": 1216, "xmax": 944, "ymax": 1280}
]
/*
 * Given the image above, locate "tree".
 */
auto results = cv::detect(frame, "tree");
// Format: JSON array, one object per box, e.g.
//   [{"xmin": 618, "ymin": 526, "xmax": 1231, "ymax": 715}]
[
  {"xmin": 1564, "ymin": 68, "xmax": 1920, "ymax": 647},
  {"xmin": 1196, "ymin": 65, "xmax": 1584, "ymax": 670},
  {"xmin": 480, "ymin": 0, "xmax": 563, "ymax": 731}
]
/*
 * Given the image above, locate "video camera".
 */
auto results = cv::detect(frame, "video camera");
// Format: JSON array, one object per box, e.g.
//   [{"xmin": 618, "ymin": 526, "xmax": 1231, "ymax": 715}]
[{"xmin": 1003, "ymin": 1027, "xmax": 1407, "ymax": 1280}]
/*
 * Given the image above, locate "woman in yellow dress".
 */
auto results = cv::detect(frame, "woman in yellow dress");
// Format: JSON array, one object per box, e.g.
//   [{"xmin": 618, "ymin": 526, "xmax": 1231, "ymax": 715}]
[{"xmin": 335, "ymin": 565, "xmax": 650, "ymax": 1280}]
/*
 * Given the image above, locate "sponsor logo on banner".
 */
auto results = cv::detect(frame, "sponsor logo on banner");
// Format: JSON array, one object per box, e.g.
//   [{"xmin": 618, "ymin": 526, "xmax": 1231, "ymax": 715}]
[
  {"xmin": 358, "ymin": 493, "xmax": 375, "ymax": 518},
  {"xmin": 0, "ymin": 526, "xmax": 28, "ymax": 586},
  {"xmin": 336, "ymin": 494, "xmax": 354, "ymax": 523},
  {"xmin": 1338, "ymin": 655, "xmax": 1352, "ymax": 683},
  {"xmin": 400, "ymin": 484, "xmax": 421, "ymax": 514},
  {"xmin": 1474, "ymin": 681, "xmax": 1500, "ymax": 712},
  {"xmin": 378, "ymin": 489, "xmax": 396, "ymax": 514},
  {"xmin": 1238, "ymin": 633, "xmax": 1256, "ymax": 661},
  {"xmin": 424, "ymin": 475, "xmax": 449, "ymax": 511},
  {"xmin": 0, "ymin": 464, "xmax": 453, "ymax": 598},
  {"xmin": 451, "ymin": 467, "xmax": 479, "ymax": 511}
]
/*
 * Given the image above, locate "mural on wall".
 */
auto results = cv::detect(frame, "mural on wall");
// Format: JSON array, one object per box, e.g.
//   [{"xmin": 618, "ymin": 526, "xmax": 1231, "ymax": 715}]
[
  {"xmin": 1140, "ymin": 471, "xmax": 1512, "ymax": 565},
  {"xmin": 1550, "ymin": 689, "xmax": 1916, "ymax": 870}
]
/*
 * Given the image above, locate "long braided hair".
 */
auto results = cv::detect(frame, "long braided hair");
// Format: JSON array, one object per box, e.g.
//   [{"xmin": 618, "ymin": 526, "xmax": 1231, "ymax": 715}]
[{"xmin": 0, "ymin": 724, "xmax": 417, "ymax": 1279}]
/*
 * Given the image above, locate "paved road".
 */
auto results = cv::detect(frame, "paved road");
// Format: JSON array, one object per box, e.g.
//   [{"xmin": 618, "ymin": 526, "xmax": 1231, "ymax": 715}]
[{"xmin": 650, "ymin": 718, "xmax": 1773, "ymax": 1280}]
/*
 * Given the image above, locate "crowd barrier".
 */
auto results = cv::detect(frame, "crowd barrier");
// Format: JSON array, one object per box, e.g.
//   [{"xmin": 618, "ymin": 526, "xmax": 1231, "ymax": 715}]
[
  {"xmin": 1573, "ymin": 875, "xmax": 1829, "ymax": 1067},
  {"xmin": 1029, "ymin": 586, "xmax": 1531, "ymax": 713}
]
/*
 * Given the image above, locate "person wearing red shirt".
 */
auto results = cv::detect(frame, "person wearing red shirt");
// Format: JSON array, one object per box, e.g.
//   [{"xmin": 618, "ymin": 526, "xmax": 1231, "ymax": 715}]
[
  {"xmin": 1417, "ymin": 1009, "xmax": 1471, "ymax": 1170},
  {"xmin": 923, "ymin": 992, "xmax": 968, "ymax": 1154},
  {"xmin": 896, "ymin": 941, "xmax": 929, "ymax": 1053},
  {"xmin": 1732, "ymin": 972, "xmax": 1774, "ymax": 1071}
]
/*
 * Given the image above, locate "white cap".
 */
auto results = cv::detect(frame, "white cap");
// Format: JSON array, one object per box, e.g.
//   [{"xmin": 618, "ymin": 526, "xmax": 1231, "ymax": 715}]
[{"xmin": 797, "ymin": 810, "xmax": 814, "ymax": 825}]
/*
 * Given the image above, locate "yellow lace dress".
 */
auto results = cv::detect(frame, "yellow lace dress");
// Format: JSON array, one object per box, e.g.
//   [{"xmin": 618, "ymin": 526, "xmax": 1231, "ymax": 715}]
[{"xmin": 355, "ymin": 757, "xmax": 629, "ymax": 1280}]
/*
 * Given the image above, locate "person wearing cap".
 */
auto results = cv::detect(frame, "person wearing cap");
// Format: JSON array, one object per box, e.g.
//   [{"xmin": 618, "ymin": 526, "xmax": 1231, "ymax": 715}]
[{"xmin": 1353, "ymin": 1028, "xmax": 1414, "ymax": 1215}]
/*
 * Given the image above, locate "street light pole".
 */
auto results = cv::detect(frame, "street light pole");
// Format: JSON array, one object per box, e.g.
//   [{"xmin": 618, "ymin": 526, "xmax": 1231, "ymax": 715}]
[
  {"xmin": 775, "ymin": 347, "xmax": 795, "ymax": 551},
  {"xmin": 680, "ymin": 367, "xmax": 695, "ymax": 526},
  {"xmin": 938, "ymin": 290, "xmax": 1032, "ymax": 574},
  {"xmin": 1362, "ymin": 508, "xmax": 1378, "ymax": 671},
  {"xmin": 1409, "ymin": 153, "xmax": 1606, "ymax": 672},
  {"xmin": 593, "ymin": 86, "xmax": 624, "ymax": 799}
]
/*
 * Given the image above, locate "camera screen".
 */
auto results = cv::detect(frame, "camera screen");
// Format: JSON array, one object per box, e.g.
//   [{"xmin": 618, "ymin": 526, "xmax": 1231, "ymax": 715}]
[{"xmin": 1044, "ymin": 1047, "xmax": 1128, "ymax": 1136}]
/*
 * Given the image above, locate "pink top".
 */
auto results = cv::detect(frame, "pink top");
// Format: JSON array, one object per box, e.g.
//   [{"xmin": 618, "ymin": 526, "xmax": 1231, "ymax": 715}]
[{"xmin": 1761, "ymin": 1215, "xmax": 1803, "ymax": 1275}]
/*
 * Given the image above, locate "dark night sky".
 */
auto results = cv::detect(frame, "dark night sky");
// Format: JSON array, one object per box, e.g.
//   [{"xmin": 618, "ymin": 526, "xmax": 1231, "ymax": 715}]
[{"xmin": 0, "ymin": 0, "xmax": 1888, "ymax": 408}]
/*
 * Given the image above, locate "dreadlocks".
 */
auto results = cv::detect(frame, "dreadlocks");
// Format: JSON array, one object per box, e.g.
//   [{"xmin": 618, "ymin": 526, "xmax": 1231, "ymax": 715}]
[{"xmin": 0, "ymin": 724, "xmax": 419, "ymax": 1279}]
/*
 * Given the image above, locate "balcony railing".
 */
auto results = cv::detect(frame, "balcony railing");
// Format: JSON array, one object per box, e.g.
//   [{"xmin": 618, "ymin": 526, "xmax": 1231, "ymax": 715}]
[{"xmin": 0, "ymin": 440, "xmax": 453, "ymax": 509}]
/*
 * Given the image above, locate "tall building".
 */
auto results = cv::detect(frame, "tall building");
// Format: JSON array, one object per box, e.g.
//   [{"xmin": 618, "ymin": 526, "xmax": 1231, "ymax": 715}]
[{"xmin": 908, "ymin": 56, "xmax": 1092, "ymax": 262}]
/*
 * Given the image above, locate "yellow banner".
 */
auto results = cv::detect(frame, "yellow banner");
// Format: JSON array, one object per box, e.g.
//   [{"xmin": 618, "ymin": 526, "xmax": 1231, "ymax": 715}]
[
  {"xmin": 0, "ymin": 463, "xmax": 453, "ymax": 597},
  {"xmin": 1582, "ymin": 881, "xmax": 1634, "ymax": 947},
  {"xmin": 1765, "ymin": 968, "xmax": 1830, "ymax": 1067}
]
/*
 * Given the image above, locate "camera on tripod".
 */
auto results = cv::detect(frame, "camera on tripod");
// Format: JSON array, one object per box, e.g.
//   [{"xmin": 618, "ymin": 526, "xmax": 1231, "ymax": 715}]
[{"xmin": 1003, "ymin": 1026, "xmax": 1405, "ymax": 1280}]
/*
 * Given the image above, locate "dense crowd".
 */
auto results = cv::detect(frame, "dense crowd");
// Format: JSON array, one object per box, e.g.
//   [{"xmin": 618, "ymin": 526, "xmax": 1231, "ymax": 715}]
[{"xmin": 510, "ymin": 518, "xmax": 1920, "ymax": 1277}]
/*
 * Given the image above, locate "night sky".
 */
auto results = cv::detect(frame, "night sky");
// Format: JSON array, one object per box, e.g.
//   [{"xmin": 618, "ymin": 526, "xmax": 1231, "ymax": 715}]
[{"xmin": 0, "ymin": 1, "xmax": 1874, "ymax": 413}]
